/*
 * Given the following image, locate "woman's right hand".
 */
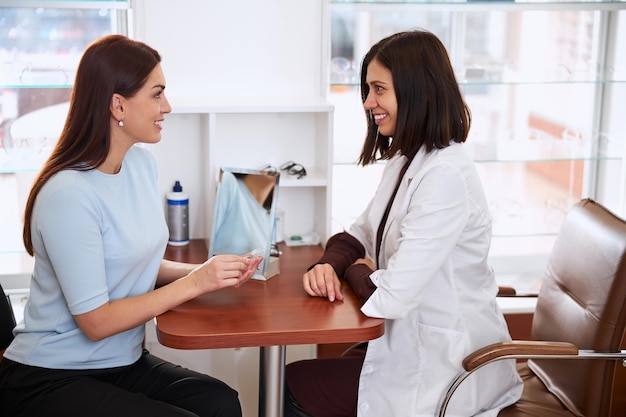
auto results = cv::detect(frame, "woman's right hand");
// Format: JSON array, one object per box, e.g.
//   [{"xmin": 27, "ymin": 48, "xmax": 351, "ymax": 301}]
[
  {"xmin": 191, "ymin": 254, "xmax": 262, "ymax": 295},
  {"xmin": 303, "ymin": 263, "xmax": 344, "ymax": 302},
  {"xmin": 74, "ymin": 254, "xmax": 262, "ymax": 342}
]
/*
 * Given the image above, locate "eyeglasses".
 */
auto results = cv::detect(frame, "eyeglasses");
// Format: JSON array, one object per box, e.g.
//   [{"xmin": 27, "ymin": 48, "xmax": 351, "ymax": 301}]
[{"xmin": 280, "ymin": 161, "xmax": 307, "ymax": 179}]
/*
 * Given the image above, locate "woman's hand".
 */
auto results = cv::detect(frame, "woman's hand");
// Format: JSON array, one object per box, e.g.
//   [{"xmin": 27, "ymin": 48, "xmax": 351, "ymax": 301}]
[
  {"xmin": 190, "ymin": 254, "xmax": 262, "ymax": 295},
  {"xmin": 74, "ymin": 254, "xmax": 262, "ymax": 342},
  {"xmin": 303, "ymin": 263, "xmax": 344, "ymax": 302}
]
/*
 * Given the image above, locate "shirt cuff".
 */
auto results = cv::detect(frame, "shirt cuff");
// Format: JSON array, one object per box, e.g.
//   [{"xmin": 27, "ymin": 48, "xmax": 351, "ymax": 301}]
[
  {"xmin": 308, "ymin": 232, "xmax": 365, "ymax": 276},
  {"xmin": 344, "ymin": 263, "xmax": 377, "ymax": 304}
]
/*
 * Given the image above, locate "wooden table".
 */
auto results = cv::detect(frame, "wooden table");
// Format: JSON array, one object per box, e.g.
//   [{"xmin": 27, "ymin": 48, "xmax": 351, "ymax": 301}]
[{"xmin": 159, "ymin": 240, "xmax": 385, "ymax": 417}]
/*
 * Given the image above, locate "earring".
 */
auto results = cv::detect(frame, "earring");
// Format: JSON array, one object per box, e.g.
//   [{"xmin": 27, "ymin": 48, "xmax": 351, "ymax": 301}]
[{"xmin": 118, "ymin": 119, "xmax": 124, "ymax": 127}]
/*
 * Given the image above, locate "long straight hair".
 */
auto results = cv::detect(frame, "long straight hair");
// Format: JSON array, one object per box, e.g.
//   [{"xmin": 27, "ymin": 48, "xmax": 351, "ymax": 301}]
[
  {"xmin": 358, "ymin": 30, "xmax": 471, "ymax": 166},
  {"xmin": 22, "ymin": 35, "xmax": 161, "ymax": 255}
]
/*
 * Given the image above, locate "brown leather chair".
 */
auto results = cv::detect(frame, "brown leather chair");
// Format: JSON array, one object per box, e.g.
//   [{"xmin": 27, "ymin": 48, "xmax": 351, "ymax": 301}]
[
  {"xmin": 0, "ymin": 283, "xmax": 16, "ymax": 360},
  {"xmin": 438, "ymin": 198, "xmax": 626, "ymax": 417}
]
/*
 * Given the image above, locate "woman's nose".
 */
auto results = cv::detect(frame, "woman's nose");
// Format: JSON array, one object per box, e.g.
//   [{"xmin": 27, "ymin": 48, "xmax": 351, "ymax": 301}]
[
  {"xmin": 162, "ymin": 95, "xmax": 172, "ymax": 114},
  {"xmin": 363, "ymin": 92, "xmax": 376, "ymax": 110}
]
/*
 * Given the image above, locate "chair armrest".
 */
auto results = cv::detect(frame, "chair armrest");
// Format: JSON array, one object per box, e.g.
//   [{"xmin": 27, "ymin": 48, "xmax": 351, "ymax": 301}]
[
  {"xmin": 438, "ymin": 342, "xmax": 626, "ymax": 417},
  {"xmin": 498, "ymin": 285, "xmax": 517, "ymax": 296},
  {"xmin": 463, "ymin": 341, "xmax": 578, "ymax": 371},
  {"xmin": 497, "ymin": 285, "xmax": 539, "ymax": 298}
]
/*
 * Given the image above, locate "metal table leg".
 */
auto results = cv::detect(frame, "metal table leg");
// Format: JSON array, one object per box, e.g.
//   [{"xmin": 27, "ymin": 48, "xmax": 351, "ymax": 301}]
[{"xmin": 259, "ymin": 345, "xmax": 286, "ymax": 417}]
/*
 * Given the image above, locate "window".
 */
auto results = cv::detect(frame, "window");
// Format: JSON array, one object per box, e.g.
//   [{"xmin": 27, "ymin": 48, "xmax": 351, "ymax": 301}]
[
  {"xmin": 329, "ymin": 2, "xmax": 626, "ymax": 285},
  {"xmin": 0, "ymin": 1, "xmax": 130, "ymax": 279}
]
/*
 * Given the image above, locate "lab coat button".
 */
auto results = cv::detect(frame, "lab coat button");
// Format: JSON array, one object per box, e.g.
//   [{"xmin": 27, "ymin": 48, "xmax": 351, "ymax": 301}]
[
  {"xmin": 362, "ymin": 365, "xmax": 373, "ymax": 373},
  {"xmin": 359, "ymin": 402, "xmax": 369, "ymax": 412}
]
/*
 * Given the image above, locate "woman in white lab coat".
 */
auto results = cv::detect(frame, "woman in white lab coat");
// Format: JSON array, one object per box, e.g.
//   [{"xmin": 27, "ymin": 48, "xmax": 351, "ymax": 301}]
[{"xmin": 284, "ymin": 30, "xmax": 523, "ymax": 417}]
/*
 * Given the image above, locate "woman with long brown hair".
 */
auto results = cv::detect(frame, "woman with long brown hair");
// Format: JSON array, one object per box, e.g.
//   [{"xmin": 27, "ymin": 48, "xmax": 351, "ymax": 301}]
[{"xmin": 0, "ymin": 35, "xmax": 260, "ymax": 417}]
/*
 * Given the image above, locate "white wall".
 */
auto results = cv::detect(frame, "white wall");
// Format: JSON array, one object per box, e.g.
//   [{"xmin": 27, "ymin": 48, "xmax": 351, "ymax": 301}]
[{"xmin": 133, "ymin": 0, "xmax": 323, "ymax": 99}]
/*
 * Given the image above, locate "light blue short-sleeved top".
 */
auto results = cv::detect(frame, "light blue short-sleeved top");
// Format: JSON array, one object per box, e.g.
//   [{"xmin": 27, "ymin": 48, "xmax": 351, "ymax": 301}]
[{"xmin": 5, "ymin": 145, "xmax": 169, "ymax": 369}]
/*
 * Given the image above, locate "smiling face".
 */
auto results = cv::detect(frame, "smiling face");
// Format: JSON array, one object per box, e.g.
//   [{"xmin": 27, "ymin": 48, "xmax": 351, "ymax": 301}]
[
  {"xmin": 115, "ymin": 63, "xmax": 172, "ymax": 145},
  {"xmin": 363, "ymin": 58, "xmax": 397, "ymax": 137}
]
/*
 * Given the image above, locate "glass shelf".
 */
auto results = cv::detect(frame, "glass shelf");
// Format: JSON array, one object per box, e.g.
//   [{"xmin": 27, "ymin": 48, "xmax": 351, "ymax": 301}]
[
  {"xmin": 332, "ymin": 141, "xmax": 623, "ymax": 163},
  {"xmin": 468, "ymin": 134, "xmax": 622, "ymax": 162},
  {"xmin": 331, "ymin": 79, "xmax": 626, "ymax": 87},
  {"xmin": 0, "ymin": 61, "xmax": 75, "ymax": 88},
  {"xmin": 331, "ymin": 0, "xmax": 626, "ymax": 2},
  {"xmin": 0, "ymin": 84, "xmax": 73, "ymax": 89},
  {"xmin": 0, "ymin": 1, "xmax": 130, "ymax": 8},
  {"xmin": 331, "ymin": 0, "xmax": 626, "ymax": 10}
]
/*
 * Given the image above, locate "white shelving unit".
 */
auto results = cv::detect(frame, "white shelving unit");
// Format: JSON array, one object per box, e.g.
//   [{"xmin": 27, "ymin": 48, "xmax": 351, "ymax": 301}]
[
  {"xmin": 133, "ymin": 0, "xmax": 334, "ymax": 248},
  {"xmin": 167, "ymin": 97, "xmax": 334, "ymax": 245}
]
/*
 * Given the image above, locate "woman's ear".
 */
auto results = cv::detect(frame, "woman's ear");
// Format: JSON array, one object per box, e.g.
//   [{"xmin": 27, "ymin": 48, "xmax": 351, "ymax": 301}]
[{"xmin": 110, "ymin": 93, "xmax": 124, "ymax": 121}]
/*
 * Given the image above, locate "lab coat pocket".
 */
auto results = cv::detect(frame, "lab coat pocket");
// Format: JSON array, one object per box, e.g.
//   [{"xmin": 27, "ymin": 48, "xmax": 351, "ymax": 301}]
[{"xmin": 415, "ymin": 322, "xmax": 476, "ymax": 412}]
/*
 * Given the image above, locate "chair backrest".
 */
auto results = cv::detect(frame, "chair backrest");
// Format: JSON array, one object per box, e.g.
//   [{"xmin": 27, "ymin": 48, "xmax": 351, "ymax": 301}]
[
  {"xmin": 529, "ymin": 198, "xmax": 626, "ymax": 417},
  {"xmin": 0, "ymin": 283, "xmax": 16, "ymax": 353}
]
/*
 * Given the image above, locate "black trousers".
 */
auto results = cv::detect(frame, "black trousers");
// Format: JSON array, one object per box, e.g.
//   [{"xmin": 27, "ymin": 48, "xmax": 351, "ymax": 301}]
[{"xmin": 0, "ymin": 350, "xmax": 242, "ymax": 417}]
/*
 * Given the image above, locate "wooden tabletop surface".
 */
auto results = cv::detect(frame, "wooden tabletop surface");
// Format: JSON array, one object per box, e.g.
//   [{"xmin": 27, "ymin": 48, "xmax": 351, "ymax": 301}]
[{"xmin": 157, "ymin": 240, "xmax": 384, "ymax": 350}]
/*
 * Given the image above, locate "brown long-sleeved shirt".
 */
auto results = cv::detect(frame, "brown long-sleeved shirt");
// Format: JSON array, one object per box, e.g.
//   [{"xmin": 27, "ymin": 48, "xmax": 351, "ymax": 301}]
[{"xmin": 309, "ymin": 232, "xmax": 377, "ymax": 303}]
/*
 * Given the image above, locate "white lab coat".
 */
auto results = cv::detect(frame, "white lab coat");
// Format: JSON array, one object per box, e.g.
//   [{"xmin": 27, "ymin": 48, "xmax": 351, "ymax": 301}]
[{"xmin": 348, "ymin": 143, "xmax": 523, "ymax": 417}]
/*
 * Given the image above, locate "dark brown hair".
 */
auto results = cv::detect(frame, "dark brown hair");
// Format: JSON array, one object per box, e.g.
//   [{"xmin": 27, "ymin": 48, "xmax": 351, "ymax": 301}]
[
  {"xmin": 358, "ymin": 30, "xmax": 471, "ymax": 166},
  {"xmin": 22, "ymin": 35, "xmax": 161, "ymax": 255}
]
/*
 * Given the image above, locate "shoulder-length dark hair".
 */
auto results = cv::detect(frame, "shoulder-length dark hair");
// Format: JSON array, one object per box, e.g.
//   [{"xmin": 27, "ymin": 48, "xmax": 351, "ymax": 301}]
[
  {"xmin": 22, "ymin": 34, "xmax": 161, "ymax": 255},
  {"xmin": 358, "ymin": 30, "xmax": 471, "ymax": 166}
]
